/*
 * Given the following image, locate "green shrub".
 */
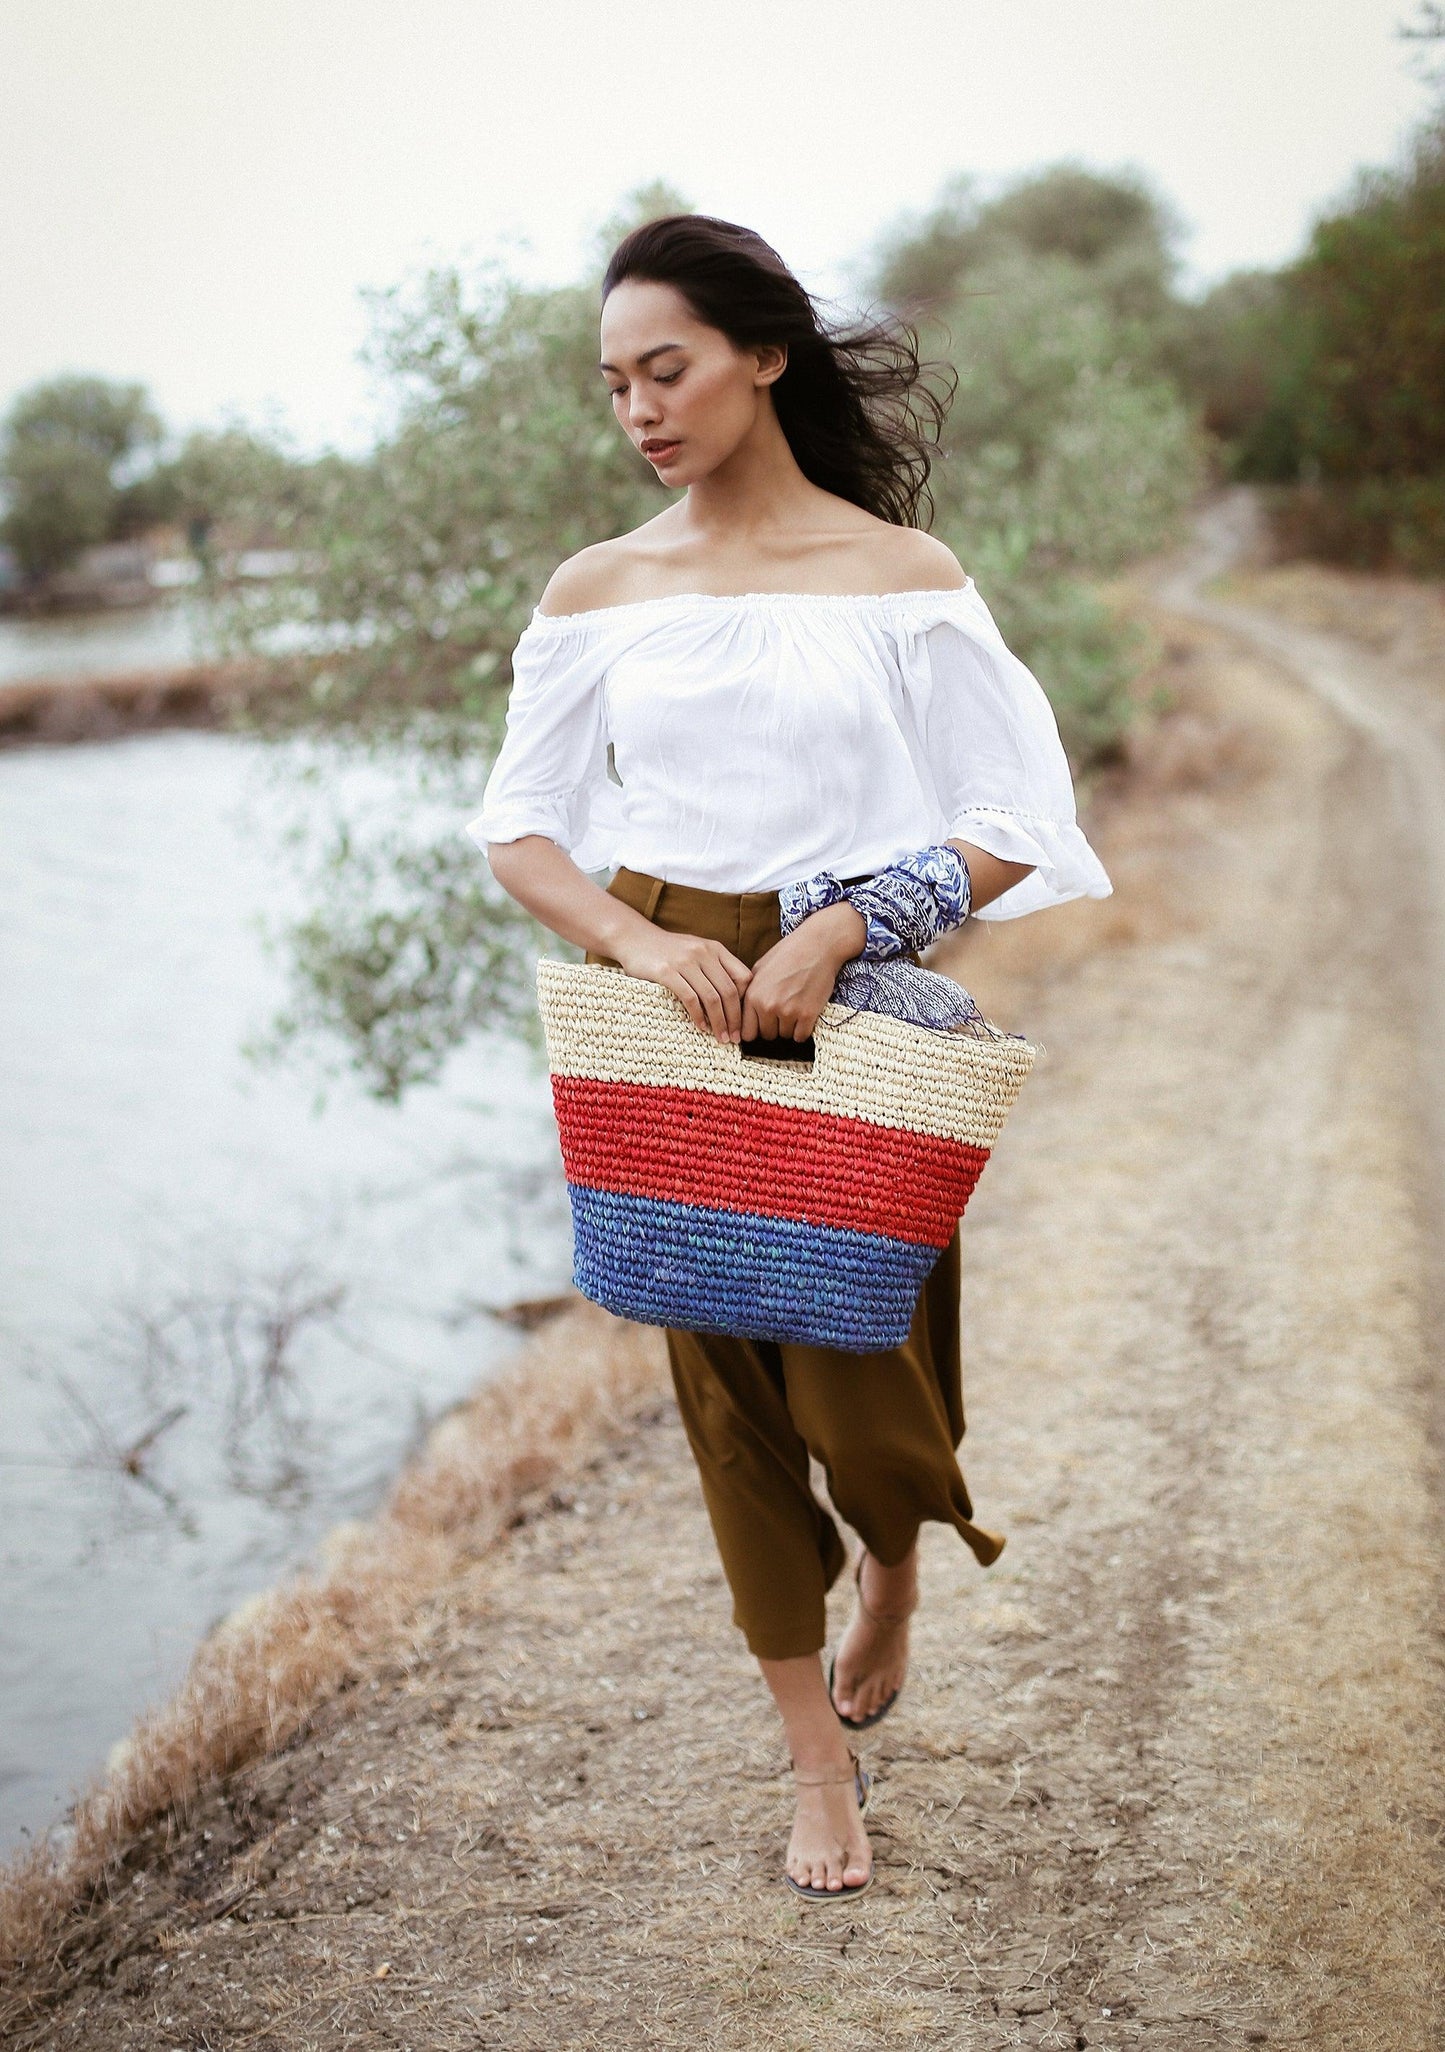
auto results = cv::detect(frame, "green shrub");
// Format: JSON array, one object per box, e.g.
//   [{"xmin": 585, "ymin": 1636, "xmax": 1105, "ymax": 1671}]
[
  {"xmin": 1266, "ymin": 473, "xmax": 1445, "ymax": 571},
  {"xmin": 252, "ymin": 773, "xmax": 543, "ymax": 1102}
]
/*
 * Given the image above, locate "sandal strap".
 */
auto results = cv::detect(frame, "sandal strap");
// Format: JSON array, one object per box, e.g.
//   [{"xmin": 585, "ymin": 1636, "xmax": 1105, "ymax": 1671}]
[{"xmin": 791, "ymin": 1749, "xmax": 862, "ymax": 1786}]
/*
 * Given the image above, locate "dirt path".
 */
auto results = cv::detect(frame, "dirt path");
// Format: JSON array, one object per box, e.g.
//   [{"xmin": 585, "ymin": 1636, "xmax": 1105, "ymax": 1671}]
[
  {"xmin": 1161, "ymin": 492, "xmax": 1445, "ymax": 1233},
  {"xmin": 9, "ymin": 505, "xmax": 1444, "ymax": 2049}
]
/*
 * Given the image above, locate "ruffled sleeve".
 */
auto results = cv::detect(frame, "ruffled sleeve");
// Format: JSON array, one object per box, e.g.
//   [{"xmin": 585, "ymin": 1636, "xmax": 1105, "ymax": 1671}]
[
  {"xmin": 901, "ymin": 587, "xmax": 1114, "ymax": 922},
  {"xmin": 464, "ymin": 612, "xmax": 621, "ymax": 873}
]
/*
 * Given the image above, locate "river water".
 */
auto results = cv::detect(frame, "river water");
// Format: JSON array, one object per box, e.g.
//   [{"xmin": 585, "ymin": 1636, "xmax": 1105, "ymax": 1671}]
[{"xmin": 0, "ymin": 726, "xmax": 572, "ymax": 1850}]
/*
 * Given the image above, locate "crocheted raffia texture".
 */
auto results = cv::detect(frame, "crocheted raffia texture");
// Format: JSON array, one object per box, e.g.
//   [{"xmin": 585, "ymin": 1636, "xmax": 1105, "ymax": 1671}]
[{"xmin": 537, "ymin": 958, "xmax": 1036, "ymax": 1353}]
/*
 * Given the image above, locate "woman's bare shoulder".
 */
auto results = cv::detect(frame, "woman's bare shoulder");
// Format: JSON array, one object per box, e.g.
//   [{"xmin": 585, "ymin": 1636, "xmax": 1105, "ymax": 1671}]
[
  {"xmin": 537, "ymin": 518, "xmax": 676, "ymax": 618},
  {"xmin": 536, "ymin": 543, "xmax": 629, "ymax": 620},
  {"xmin": 806, "ymin": 494, "xmax": 967, "ymax": 592},
  {"xmin": 864, "ymin": 522, "xmax": 968, "ymax": 593}
]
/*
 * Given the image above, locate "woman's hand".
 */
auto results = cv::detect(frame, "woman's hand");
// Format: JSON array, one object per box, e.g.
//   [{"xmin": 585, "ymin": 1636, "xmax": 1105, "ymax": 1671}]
[
  {"xmin": 743, "ymin": 902, "xmax": 866, "ymax": 1042},
  {"xmin": 612, "ymin": 925, "xmax": 753, "ymax": 1043},
  {"xmin": 485, "ymin": 836, "xmax": 752, "ymax": 1042}
]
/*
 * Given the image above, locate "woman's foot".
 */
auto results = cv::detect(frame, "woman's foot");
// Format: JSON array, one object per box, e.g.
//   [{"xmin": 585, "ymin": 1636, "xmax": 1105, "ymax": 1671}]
[
  {"xmin": 756, "ymin": 1651, "xmax": 877, "ymax": 1896},
  {"xmin": 785, "ymin": 1750, "xmax": 872, "ymax": 1894},
  {"xmin": 829, "ymin": 1546, "xmax": 918, "ymax": 1726}
]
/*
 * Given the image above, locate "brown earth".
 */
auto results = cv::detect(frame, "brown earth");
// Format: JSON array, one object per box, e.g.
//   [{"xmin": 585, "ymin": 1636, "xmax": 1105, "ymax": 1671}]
[
  {"xmin": 3, "ymin": 498, "xmax": 1443, "ymax": 2049},
  {"xmin": 0, "ymin": 663, "xmax": 262, "ymax": 747}
]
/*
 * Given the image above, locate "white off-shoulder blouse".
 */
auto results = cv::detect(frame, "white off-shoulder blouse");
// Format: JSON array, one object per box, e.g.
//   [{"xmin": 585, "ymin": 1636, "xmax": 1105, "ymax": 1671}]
[{"xmin": 466, "ymin": 582, "xmax": 1112, "ymax": 921}]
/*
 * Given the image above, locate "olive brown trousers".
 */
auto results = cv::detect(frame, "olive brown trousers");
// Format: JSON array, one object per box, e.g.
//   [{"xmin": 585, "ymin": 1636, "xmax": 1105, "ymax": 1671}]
[{"xmin": 588, "ymin": 867, "xmax": 1004, "ymax": 1660}]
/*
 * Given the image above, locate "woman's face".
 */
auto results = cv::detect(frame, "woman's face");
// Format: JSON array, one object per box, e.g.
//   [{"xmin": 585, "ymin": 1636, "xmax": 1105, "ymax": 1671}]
[{"xmin": 599, "ymin": 279, "xmax": 785, "ymax": 488}]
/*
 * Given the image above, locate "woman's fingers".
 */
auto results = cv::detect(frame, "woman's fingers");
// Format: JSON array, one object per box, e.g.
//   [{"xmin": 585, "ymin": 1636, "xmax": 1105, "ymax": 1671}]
[
  {"xmin": 742, "ymin": 992, "xmax": 777, "ymax": 1042},
  {"xmin": 697, "ymin": 943, "xmax": 750, "ymax": 1039},
  {"xmin": 652, "ymin": 938, "xmax": 755, "ymax": 1043},
  {"xmin": 662, "ymin": 971, "xmax": 708, "ymax": 1034},
  {"xmin": 680, "ymin": 965, "xmax": 736, "ymax": 1042},
  {"xmin": 652, "ymin": 938, "xmax": 828, "ymax": 1045},
  {"xmin": 709, "ymin": 961, "xmax": 747, "ymax": 1041},
  {"xmin": 711, "ymin": 944, "xmax": 754, "ymax": 988},
  {"xmin": 742, "ymin": 987, "xmax": 819, "ymax": 1043},
  {"xmin": 686, "ymin": 942, "xmax": 750, "ymax": 1041}
]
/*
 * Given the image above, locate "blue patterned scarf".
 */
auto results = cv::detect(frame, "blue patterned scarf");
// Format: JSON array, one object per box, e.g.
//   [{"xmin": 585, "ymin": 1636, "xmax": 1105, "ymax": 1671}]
[{"xmin": 779, "ymin": 845, "xmax": 995, "ymax": 1036}]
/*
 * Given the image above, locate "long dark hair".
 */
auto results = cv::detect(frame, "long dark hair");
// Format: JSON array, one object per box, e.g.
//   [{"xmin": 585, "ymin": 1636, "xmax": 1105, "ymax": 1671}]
[{"xmin": 602, "ymin": 214, "xmax": 953, "ymax": 528}]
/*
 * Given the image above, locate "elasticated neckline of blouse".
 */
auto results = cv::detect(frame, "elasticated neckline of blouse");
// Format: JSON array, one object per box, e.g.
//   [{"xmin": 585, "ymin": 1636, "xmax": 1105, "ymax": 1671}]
[{"xmin": 529, "ymin": 580, "xmax": 977, "ymax": 630}]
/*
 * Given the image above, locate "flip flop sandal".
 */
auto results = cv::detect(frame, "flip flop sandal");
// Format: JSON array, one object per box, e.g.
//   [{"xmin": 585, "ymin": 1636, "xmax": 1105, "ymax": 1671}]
[
  {"xmin": 828, "ymin": 1549, "xmax": 918, "ymax": 1732},
  {"xmin": 783, "ymin": 1749, "xmax": 875, "ymax": 1903}
]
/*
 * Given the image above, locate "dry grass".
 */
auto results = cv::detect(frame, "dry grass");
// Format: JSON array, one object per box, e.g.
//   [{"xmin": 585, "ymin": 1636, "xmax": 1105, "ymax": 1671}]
[{"xmin": 0, "ymin": 1301, "xmax": 665, "ymax": 2010}]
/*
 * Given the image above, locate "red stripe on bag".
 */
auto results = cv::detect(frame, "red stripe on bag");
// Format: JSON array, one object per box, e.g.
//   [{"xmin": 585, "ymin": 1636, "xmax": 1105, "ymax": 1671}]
[{"xmin": 551, "ymin": 1075, "xmax": 987, "ymax": 1247}]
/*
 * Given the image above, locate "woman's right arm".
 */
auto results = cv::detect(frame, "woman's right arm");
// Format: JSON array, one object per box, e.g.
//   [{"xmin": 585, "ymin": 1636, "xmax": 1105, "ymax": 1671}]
[
  {"xmin": 477, "ymin": 581, "xmax": 751, "ymax": 1042},
  {"xmin": 488, "ymin": 835, "xmax": 752, "ymax": 1044}
]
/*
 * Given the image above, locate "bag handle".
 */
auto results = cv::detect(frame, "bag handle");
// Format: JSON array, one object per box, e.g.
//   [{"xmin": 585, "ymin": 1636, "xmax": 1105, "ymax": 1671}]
[{"xmin": 739, "ymin": 1033, "xmax": 815, "ymax": 1067}]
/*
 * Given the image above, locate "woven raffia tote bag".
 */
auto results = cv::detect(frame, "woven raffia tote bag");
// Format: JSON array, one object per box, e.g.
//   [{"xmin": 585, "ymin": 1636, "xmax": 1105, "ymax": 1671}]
[{"xmin": 537, "ymin": 957, "xmax": 1037, "ymax": 1353}]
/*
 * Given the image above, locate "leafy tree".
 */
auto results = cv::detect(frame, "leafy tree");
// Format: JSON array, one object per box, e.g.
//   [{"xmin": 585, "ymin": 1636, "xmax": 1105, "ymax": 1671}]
[
  {"xmin": 0, "ymin": 375, "xmax": 162, "ymax": 579},
  {"xmin": 252, "ymin": 772, "xmax": 540, "ymax": 1103},
  {"xmin": 1166, "ymin": 269, "xmax": 1303, "ymax": 479},
  {"xmin": 925, "ymin": 250, "xmax": 1198, "ymax": 576},
  {"xmin": 227, "ymin": 262, "xmax": 673, "ymax": 747},
  {"xmin": 1275, "ymin": 111, "xmax": 1445, "ymax": 567},
  {"xmin": 874, "ymin": 180, "xmax": 1202, "ymax": 760},
  {"xmin": 233, "ymin": 188, "xmax": 683, "ymax": 1096},
  {"xmin": 1286, "ymin": 113, "xmax": 1445, "ymax": 485},
  {"xmin": 1178, "ymin": 90, "xmax": 1445, "ymax": 566},
  {"xmin": 140, "ymin": 425, "xmax": 325, "ymax": 555},
  {"xmin": 874, "ymin": 163, "xmax": 1182, "ymax": 338}
]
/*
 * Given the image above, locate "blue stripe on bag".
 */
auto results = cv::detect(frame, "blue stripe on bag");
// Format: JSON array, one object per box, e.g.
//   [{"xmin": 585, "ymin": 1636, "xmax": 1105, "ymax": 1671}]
[{"xmin": 568, "ymin": 1185, "xmax": 939, "ymax": 1353}]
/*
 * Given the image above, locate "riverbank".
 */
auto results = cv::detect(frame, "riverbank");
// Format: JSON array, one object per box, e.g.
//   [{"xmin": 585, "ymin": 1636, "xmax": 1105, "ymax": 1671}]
[
  {"xmin": 0, "ymin": 1298, "xmax": 667, "ymax": 2021},
  {"xmin": 0, "ymin": 661, "xmax": 261, "ymax": 746},
  {"xmin": 4, "ymin": 512, "xmax": 1442, "ymax": 2048}
]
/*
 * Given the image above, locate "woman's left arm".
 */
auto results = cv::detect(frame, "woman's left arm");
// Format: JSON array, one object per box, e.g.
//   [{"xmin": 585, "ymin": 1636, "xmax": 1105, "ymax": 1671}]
[
  {"xmin": 740, "ymin": 840, "xmax": 1033, "ymax": 1043},
  {"xmin": 946, "ymin": 839, "xmax": 1035, "ymax": 913}
]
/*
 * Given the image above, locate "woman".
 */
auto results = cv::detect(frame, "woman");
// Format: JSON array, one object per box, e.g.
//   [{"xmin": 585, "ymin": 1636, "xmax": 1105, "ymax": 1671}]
[{"xmin": 470, "ymin": 215, "xmax": 1111, "ymax": 1902}]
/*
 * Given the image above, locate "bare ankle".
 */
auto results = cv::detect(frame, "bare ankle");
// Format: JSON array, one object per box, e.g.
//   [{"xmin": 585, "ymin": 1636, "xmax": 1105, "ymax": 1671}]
[
  {"xmin": 758, "ymin": 1649, "xmax": 856, "ymax": 1777},
  {"xmin": 858, "ymin": 1546, "xmax": 918, "ymax": 1623}
]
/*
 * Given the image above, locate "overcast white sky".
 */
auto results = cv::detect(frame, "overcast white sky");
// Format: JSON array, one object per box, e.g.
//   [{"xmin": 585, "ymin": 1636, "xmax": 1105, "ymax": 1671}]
[{"xmin": 1, "ymin": 0, "xmax": 1436, "ymax": 451}]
